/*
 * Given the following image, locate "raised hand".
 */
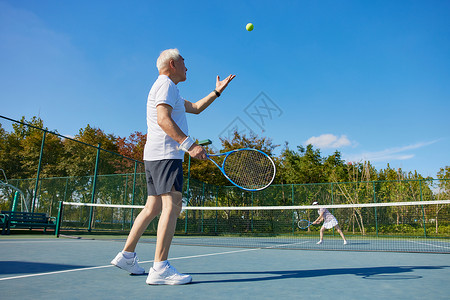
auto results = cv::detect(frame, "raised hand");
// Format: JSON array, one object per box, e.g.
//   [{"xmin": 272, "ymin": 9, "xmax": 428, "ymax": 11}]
[{"xmin": 215, "ymin": 74, "xmax": 236, "ymax": 94}]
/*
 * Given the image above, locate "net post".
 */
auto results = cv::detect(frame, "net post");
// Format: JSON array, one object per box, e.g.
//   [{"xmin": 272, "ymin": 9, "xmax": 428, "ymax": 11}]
[
  {"xmin": 184, "ymin": 208, "xmax": 188, "ymax": 234},
  {"xmin": 184, "ymin": 186, "xmax": 189, "ymax": 234},
  {"xmin": 251, "ymin": 191, "xmax": 254, "ymax": 232},
  {"xmin": 63, "ymin": 177, "xmax": 69, "ymax": 203},
  {"xmin": 122, "ymin": 173, "xmax": 129, "ymax": 231},
  {"xmin": 130, "ymin": 161, "xmax": 138, "ymax": 230},
  {"xmin": 184, "ymin": 155, "xmax": 192, "ymax": 234},
  {"xmin": 55, "ymin": 201, "xmax": 63, "ymax": 237},
  {"xmin": 373, "ymin": 181, "xmax": 379, "ymax": 237},
  {"xmin": 331, "ymin": 182, "xmax": 335, "ymax": 237},
  {"xmin": 215, "ymin": 186, "xmax": 218, "ymax": 234},
  {"xmin": 419, "ymin": 179, "xmax": 427, "ymax": 237},
  {"xmin": 186, "ymin": 156, "xmax": 191, "ymax": 198},
  {"xmin": 88, "ymin": 143, "xmax": 101, "ymax": 232},
  {"xmin": 291, "ymin": 184, "xmax": 295, "ymax": 234},
  {"xmin": 201, "ymin": 182, "xmax": 205, "ymax": 233}
]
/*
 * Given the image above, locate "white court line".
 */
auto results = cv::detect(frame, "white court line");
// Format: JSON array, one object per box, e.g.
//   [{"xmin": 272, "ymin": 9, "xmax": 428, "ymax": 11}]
[
  {"xmin": 409, "ymin": 240, "xmax": 450, "ymax": 250},
  {"xmin": 0, "ymin": 264, "xmax": 116, "ymax": 281},
  {"xmin": 0, "ymin": 240, "xmax": 86, "ymax": 244},
  {"xmin": 0, "ymin": 241, "xmax": 309, "ymax": 282}
]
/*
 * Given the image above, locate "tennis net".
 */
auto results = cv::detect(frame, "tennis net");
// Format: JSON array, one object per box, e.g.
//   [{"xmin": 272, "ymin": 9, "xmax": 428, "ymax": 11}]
[{"xmin": 57, "ymin": 200, "xmax": 450, "ymax": 253}]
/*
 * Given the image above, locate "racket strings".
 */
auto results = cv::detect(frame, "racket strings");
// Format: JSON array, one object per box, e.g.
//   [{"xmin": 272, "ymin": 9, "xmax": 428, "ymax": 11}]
[
  {"xmin": 223, "ymin": 150, "xmax": 275, "ymax": 190},
  {"xmin": 298, "ymin": 219, "xmax": 310, "ymax": 229}
]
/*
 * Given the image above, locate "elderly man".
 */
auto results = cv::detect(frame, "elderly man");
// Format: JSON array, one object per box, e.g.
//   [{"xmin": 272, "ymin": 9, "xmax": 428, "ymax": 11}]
[{"xmin": 111, "ymin": 49, "xmax": 235, "ymax": 285}]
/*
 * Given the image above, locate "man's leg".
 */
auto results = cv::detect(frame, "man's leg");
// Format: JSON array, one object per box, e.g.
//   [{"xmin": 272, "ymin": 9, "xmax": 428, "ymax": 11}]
[
  {"xmin": 146, "ymin": 188, "xmax": 192, "ymax": 285},
  {"xmin": 154, "ymin": 189, "xmax": 182, "ymax": 262},
  {"xmin": 123, "ymin": 195, "xmax": 162, "ymax": 252},
  {"xmin": 111, "ymin": 195, "xmax": 162, "ymax": 274}
]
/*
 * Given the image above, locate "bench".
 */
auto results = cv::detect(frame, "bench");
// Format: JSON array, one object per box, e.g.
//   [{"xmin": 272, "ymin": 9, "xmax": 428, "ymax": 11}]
[{"xmin": 1, "ymin": 211, "xmax": 56, "ymax": 234}]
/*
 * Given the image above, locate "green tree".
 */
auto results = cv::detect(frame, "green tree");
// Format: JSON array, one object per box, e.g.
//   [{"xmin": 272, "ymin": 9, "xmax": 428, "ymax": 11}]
[
  {"xmin": 117, "ymin": 131, "xmax": 146, "ymax": 161},
  {"xmin": 323, "ymin": 151, "xmax": 347, "ymax": 182},
  {"xmin": 57, "ymin": 125, "xmax": 121, "ymax": 217},
  {"xmin": 438, "ymin": 167, "xmax": 450, "ymax": 183},
  {"xmin": 0, "ymin": 116, "xmax": 67, "ymax": 213},
  {"xmin": 279, "ymin": 144, "xmax": 326, "ymax": 184},
  {"xmin": 0, "ymin": 122, "xmax": 23, "ymax": 179},
  {"xmin": 61, "ymin": 124, "xmax": 119, "ymax": 177},
  {"xmin": 116, "ymin": 131, "xmax": 146, "ymax": 173},
  {"xmin": 434, "ymin": 166, "xmax": 450, "ymax": 233}
]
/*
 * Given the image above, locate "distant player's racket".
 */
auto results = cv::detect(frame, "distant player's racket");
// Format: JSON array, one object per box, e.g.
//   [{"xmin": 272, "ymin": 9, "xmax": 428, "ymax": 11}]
[
  {"xmin": 298, "ymin": 219, "xmax": 314, "ymax": 229},
  {"xmin": 207, "ymin": 148, "xmax": 276, "ymax": 191}
]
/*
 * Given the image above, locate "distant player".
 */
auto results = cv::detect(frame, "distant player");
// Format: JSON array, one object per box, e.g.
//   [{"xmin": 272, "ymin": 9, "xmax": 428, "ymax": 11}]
[{"xmin": 312, "ymin": 201, "xmax": 348, "ymax": 245}]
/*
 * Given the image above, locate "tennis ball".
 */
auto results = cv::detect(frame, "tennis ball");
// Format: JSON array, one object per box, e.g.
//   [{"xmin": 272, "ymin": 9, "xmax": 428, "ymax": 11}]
[{"xmin": 246, "ymin": 23, "xmax": 254, "ymax": 31}]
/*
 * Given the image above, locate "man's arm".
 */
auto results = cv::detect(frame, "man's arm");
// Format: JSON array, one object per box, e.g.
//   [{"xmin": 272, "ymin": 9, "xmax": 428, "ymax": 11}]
[
  {"xmin": 156, "ymin": 104, "xmax": 206, "ymax": 160},
  {"xmin": 185, "ymin": 74, "xmax": 236, "ymax": 114}
]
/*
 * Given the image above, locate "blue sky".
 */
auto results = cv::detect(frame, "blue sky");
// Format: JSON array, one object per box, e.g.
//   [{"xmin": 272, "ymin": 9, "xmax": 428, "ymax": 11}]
[{"xmin": 1, "ymin": 0, "xmax": 449, "ymax": 178}]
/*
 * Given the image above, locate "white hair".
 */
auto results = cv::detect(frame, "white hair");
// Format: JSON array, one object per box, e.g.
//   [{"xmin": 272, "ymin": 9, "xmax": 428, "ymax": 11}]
[{"xmin": 156, "ymin": 48, "xmax": 181, "ymax": 72}]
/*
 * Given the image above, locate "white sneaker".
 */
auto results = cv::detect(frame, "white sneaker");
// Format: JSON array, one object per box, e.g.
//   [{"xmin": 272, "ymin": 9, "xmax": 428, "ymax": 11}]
[
  {"xmin": 111, "ymin": 252, "xmax": 145, "ymax": 275},
  {"xmin": 316, "ymin": 240, "xmax": 323, "ymax": 245},
  {"xmin": 146, "ymin": 263, "xmax": 192, "ymax": 285},
  {"xmin": 344, "ymin": 240, "xmax": 348, "ymax": 245}
]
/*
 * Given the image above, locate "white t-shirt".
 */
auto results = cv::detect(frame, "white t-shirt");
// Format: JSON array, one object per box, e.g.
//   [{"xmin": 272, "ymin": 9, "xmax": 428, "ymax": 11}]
[{"xmin": 143, "ymin": 75, "xmax": 188, "ymax": 161}]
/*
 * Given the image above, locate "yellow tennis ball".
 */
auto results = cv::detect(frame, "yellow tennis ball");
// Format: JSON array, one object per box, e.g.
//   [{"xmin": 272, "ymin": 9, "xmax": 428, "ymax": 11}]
[{"xmin": 246, "ymin": 23, "xmax": 254, "ymax": 31}]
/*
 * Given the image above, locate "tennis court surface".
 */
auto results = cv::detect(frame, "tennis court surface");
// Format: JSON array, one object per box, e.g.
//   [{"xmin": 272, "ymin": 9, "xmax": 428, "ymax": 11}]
[{"xmin": 1, "ymin": 236, "xmax": 449, "ymax": 299}]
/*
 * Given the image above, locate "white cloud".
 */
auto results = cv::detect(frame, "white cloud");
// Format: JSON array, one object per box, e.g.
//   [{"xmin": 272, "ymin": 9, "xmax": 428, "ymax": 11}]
[
  {"xmin": 344, "ymin": 140, "xmax": 440, "ymax": 163},
  {"xmin": 305, "ymin": 134, "xmax": 353, "ymax": 149}
]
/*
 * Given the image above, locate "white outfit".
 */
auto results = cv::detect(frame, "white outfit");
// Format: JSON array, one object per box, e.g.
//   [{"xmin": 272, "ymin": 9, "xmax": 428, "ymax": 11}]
[
  {"xmin": 318, "ymin": 208, "xmax": 338, "ymax": 229},
  {"xmin": 143, "ymin": 75, "xmax": 188, "ymax": 161}
]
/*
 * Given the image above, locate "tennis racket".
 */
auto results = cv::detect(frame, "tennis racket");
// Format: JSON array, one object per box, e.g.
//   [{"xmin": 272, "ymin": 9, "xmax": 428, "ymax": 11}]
[
  {"xmin": 207, "ymin": 148, "xmax": 276, "ymax": 191},
  {"xmin": 297, "ymin": 219, "xmax": 314, "ymax": 229}
]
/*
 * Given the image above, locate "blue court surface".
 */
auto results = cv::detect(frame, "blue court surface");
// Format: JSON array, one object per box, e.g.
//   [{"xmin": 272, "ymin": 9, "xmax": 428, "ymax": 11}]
[{"xmin": 1, "ymin": 236, "xmax": 449, "ymax": 299}]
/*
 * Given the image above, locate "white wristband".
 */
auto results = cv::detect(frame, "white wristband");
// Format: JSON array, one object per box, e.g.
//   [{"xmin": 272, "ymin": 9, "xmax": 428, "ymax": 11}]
[{"xmin": 179, "ymin": 136, "xmax": 195, "ymax": 152}]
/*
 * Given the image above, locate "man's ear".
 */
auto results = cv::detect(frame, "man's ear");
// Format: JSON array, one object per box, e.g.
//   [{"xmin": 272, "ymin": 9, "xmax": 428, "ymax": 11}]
[{"xmin": 169, "ymin": 59, "xmax": 176, "ymax": 69}]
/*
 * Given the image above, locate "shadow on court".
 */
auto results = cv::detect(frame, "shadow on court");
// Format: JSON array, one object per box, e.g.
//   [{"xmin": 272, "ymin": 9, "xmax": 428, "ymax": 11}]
[
  {"xmin": 0, "ymin": 261, "xmax": 91, "ymax": 275},
  {"xmin": 189, "ymin": 265, "xmax": 449, "ymax": 284}
]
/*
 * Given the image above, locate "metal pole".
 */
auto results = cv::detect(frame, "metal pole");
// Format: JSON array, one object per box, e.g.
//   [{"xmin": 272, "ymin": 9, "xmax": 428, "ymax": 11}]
[
  {"xmin": 55, "ymin": 201, "xmax": 64, "ymax": 237},
  {"xmin": 32, "ymin": 131, "xmax": 46, "ymax": 213},
  {"xmin": 331, "ymin": 182, "xmax": 335, "ymax": 237},
  {"xmin": 373, "ymin": 181, "xmax": 378, "ymax": 237},
  {"xmin": 63, "ymin": 177, "xmax": 69, "ymax": 203},
  {"xmin": 185, "ymin": 155, "xmax": 191, "ymax": 234},
  {"xmin": 419, "ymin": 179, "xmax": 427, "ymax": 237},
  {"xmin": 291, "ymin": 184, "xmax": 294, "ymax": 234},
  {"xmin": 331, "ymin": 182, "xmax": 334, "ymax": 205},
  {"xmin": 130, "ymin": 161, "xmax": 138, "ymax": 229},
  {"xmin": 187, "ymin": 156, "xmax": 191, "ymax": 201},
  {"xmin": 88, "ymin": 143, "xmax": 101, "ymax": 232},
  {"xmin": 215, "ymin": 186, "xmax": 218, "ymax": 234},
  {"xmin": 12, "ymin": 191, "xmax": 19, "ymax": 212},
  {"xmin": 251, "ymin": 191, "xmax": 254, "ymax": 232},
  {"xmin": 201, "ymin": 182, "xmax": 205, "ymax": 233}
]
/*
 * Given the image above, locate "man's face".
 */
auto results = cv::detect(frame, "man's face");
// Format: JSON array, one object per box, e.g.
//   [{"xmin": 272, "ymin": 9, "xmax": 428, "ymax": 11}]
[{"xmin": 173, "ymin": 56, "xmax": 187, "ymax": 82}]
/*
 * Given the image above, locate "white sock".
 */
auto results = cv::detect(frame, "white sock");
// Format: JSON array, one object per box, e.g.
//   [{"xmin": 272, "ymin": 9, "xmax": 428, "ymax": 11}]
[
  {"xmin": 122, "ymin": 251, "xmax": 135, "ymax": 259},
  {"xmin": 153, "ymin": 260, "xmax": 169, "ymax": 272}
]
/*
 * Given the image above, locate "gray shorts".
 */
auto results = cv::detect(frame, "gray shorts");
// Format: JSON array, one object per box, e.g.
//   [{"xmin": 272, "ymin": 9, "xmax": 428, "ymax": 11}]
[{"xmin": 144, "ymin": 159, "xmax": 183, "ymax": 196}]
